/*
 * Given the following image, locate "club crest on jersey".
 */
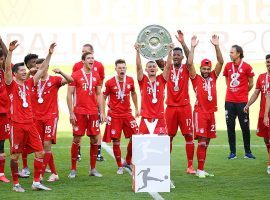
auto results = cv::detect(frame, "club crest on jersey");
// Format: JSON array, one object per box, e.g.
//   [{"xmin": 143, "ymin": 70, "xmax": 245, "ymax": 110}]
[
  {"xmin": 93, "ymin": 77, "xmax": 96, "ymax": 82},
  {"xmin": 113, "ymin": 86, "xmax": 118, "ymax": 90},
  {"xmin": 47, "ymin": 82, "xmax": 52, "ymax": 87},
  {"xmin": 127, "ymin": 84, "xmax": 130, "ymax": 89},
  {"xmin": 94, "ymin": 67, "xmax": 97, "ymax": 71},
  {"xmin": 156, "ymin": 81, "xmax": 159, "ymax": 86}
]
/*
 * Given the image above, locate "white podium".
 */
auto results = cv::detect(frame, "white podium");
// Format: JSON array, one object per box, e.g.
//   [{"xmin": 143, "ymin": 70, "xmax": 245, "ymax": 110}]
[{"xmin": 132, "ymin": 134, "xmax": 170, "ymax": 193}]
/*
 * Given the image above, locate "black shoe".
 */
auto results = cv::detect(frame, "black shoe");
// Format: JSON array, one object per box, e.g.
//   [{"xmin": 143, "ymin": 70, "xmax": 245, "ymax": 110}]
[{"xmin": 96, "ymin": 155, "xmax": 104, "ymax": 161}]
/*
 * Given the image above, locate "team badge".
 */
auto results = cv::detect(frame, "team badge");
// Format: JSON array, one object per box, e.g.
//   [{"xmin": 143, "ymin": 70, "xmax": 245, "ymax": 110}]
[
  {"xmin": 47, "ymin": 82, "xmax": 52, "ymax": 87},
  {"xmin": 94, "ymin": 67, "xmax": 97, "ymax": 71},
  {"xmin": 93, "ymin": 77, "xmax": 96, "ymax": 82}
]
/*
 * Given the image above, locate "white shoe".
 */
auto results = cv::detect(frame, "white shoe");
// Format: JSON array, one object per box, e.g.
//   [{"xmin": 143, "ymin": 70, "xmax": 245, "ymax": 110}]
[
  {"xmin": 170, "ymin": 180, "xmax": 176, "ymax": 189},
  {"xmin": 45, "ymin": 168, "xmax": 51, "ymax": 173},
  {"xmin": 22, "ymin": 167, "xmax": 31, "ymax": 176},
  {"xmin": 48, "ymin": 173, "xmax": 59, "ymax": 182},
  {"xmin": 68, "ymin": 170, "xmax": 77, "ymax": 179},
  {"xmin": 196, "ymin": 169, "xmax": 206, "ymax": 178},
  {"xmin": 117, "ymin": 167, "xmax": 124, "ymax": 175},
  {"xmin": 31, "ymin": 182, "xmax": 51, "ymax": 191},
  {"xmin": 204, "ymin": 171, "xmax": 214, "ymax": 177},
  {"xmin": 267, "ymin": 166, "xmax": 270, "ymax": 175},
  {"xmin": 90, "ymin": 168, "xmax": 102, "ymax": 177},
  {"xmin": 13, "ymin": 184, "xmax": 25, "ymax": 192}
]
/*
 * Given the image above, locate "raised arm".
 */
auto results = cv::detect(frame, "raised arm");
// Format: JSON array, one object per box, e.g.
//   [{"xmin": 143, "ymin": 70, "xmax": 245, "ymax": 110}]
[
  {"xmin": 187, "ymin": 36, "xmax": 199, "ymax": 79},
  {"xmin": 155, "ymin": 59, "xmax": 165, "ymax": 71},
  {"xmin": 211, "ymin": 35, "xmax": 224, "ymax": 76},
  {"xmin": 135, "ymin": 43, "xmax": 143, "ymax": 81},
  {"xmin": 131, "ymin": 91, "xmax": 139, "ymax": 118},
  {"xmin": 52, "ymin": 68, "xmax": 73, "ymax": 85},
  {"xmin": 243, "ymin": 89, "xmax": 260, "ymax": 113},
  {"xmin": 0, "ymin": 36, "xmax": 8, "ymax": 58},
  {"xmin": 162, "ymin": 43, "xmax": 174, "ymax": 81},
  {"xmin": 33, "ymin": 43, "xmax": 56, "ymax": 84},
  {"xmin": 4, "ymin": 40, "xmax": 19, "ymax": 85},
  {"xmin": 175, "ymin": 30, "xmax": 189, "ymax": 58}
]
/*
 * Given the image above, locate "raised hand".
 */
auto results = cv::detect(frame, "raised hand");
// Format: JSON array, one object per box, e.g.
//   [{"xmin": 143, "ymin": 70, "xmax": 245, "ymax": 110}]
[
  {"xmin": 134, "ymin": 42, "xmax": 140, "ymax": 51},
  {"xmin": 52, "ymin": 68, "xmax": 61, "ymax": 74},
  {"xmin": 191, "ymin": 35, "xmax": 199, "ymax": 47},
  {"xmin": 168, "ymin": 43, "xmax": 175, "ymax": 50},
  {"xmin": 175, "ymin": 30, "xmax": 184, "ymax": 43},
  {"xmin": 210, "ymin": 34, "xmax": 219, "ymax": 46},
  {"xmin": 9, "ymin": 40, "xmax": 19, "ymax": 51},
  {"xmin": 49, "ymin": 42, "xmax": 56, "ymax": 54}
]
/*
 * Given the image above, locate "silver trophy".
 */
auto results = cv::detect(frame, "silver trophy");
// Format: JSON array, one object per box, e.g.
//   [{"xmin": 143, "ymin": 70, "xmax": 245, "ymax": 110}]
[{"xmin": 137, "ymin": 25, "xmax": 172, "ymax": 60}]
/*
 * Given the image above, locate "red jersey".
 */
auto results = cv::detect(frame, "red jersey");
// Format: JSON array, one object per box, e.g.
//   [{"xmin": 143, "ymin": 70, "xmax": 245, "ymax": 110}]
[
  {"xmin": 32, "ymin": 76, "xmax": 63, "ymax": 120},
  {"xmin": 72, "ymin": 60, "xmax": 105, "ymax": 81},
  {"xmin": 0, "ymin": 69, "xmax": 9, "ymax": 113},
  {"xmin": 103, "ymin": 76, "xmax": 135, "ymax": 118},
  {"xmin": 138, "ymin": 74, "xmax": 167, "ymax": 118},
  {"xmin": 191, "ymin": 71, "xmax": 218, "ymax": 113},
  {"xmin": 6, "ymin": 79, "xmax": 34, "ymax": 123},
  {"xmin": 223, "ymin": 60, "xmax": 254, "ymax": 103},
  {"xmin": 166, "ymin": 64, "xmax": 190, "ymax": 106},
  {"xmin": 70, "ymin": 69, "xmax": 101, "ymax": 115},
  {"xmin": 255, "ymin": 73, "xmax": 270, "ymax": 117}
]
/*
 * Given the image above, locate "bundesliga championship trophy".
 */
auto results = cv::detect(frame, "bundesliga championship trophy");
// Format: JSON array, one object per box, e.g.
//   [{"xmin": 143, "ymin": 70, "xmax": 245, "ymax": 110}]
[{"xmin": 137, "ymin": 24, "xmax": 172, "ymax": 60}]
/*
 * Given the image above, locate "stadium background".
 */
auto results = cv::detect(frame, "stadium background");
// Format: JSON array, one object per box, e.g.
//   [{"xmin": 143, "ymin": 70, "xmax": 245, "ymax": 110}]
[{"xmin": 1, "ymin": 0, "xmax": 270, "ymax": 132}]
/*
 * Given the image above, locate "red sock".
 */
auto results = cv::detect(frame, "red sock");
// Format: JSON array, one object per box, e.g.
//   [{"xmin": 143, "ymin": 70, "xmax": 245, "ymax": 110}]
[
  {"xmin": 49, "ymin": 153, "xmax": 57, "ymax": 174},
  {"xmin": 42, "ymin": 152, "xmax": 52, "ymax": 176},
  {"xmin": 10, "ymin": 159, "xmax": 19, "ymax": 185},
  {"xmin": 197, "ymin": 141, "xmax": 207, "ymax": 171},
  {"xmin": 22, "ymin": 149, "xmax": 28, "ymax": 169},
  {"xmin": 170, "ymin": 137, "xmax": 173, "ymax": 153},
  {"xmin": 0, "ymin": 154, "xmax": 5, "ymax": 174},
  {"xmin": 184, "ymin": 134, "xmax": 195, "ymax": 167},
  {"xmin": 34, "ymin": 157, "xmax": 43, "ymax": 182},
  {"xmin": 113, "ymin": 142, "xmax": 122, "ymax": 167},
  {"xmin": 71, "ymin": 140, "xmax": 79, "ymax": 170},
  {"xmin": 126, "ymin": 140, "xmax": 132, "ymax": 165},
  {"xmin": 90, "ymin": 143, "xmax": 98, "ymax": 169}
]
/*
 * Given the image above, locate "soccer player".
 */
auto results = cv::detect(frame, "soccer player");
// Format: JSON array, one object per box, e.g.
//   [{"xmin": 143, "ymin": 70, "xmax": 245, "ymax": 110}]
[
  {"xmin": 102, "ymin": 59, "xmax": 139, "ymax": 174},
  {"xmin": 0, "ymin": 36, "xmax": 10, "ymax": 183},
  {"xmin": 5, "ymin": 40, "xmax": 55, "ymax": 192},
  {"xmin": 156, "ymin": 30, "xmax": 195, "ymax": 174},
  {"xmin": 135, "ymin": 42, "xmax": 173, "ymax": 135},
  {"xmin": 188, "ymin": 35, "xmax": 224, "ymax": 178},
  {"xmin": 32, "ymin": 61, "xmax": 73, "ymax": 182},
  {"xmin": 245, "ymin": 54, "xmax": 270, "ymax": 174},
  {"xmin": 223, "ymin": 45, "xmax": 255, "ymax": 159},
  {"xmin": 72, "ymin": 44, "xmax": 105, "ymax": 162},
  {"xmin": 67, "ymin": 51, "xmax": 105, "ymax": 178}
]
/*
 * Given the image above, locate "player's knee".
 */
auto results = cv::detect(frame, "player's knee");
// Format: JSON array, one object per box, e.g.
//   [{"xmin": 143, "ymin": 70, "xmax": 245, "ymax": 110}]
[
  {"xmin": 184, "ymin": 133, "xmax": 193, "ymax": 142},
  {"xmin": 10, "ymin": 153, "xmax": 20, "ymax": 160},
  {"xmin": 35, "ymin": 151, "xmax": 45, "ymax": 158},
  {"xmin": 43, "ymin": 141, "xmax": 52, "ymax": 151},
  {"xmin": 73, "ymin": 136, "xmax": 81, "ymax": 144}
]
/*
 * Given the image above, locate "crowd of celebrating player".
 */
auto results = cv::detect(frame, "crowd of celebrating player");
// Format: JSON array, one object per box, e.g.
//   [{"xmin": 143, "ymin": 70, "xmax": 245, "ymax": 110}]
[{"xmin": 0, "ymin": 30, "xmax": 269, "ymax": 193}]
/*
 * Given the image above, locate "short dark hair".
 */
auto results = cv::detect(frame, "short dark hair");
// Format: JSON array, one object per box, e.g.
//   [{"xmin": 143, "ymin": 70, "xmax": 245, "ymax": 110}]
[
  {"xmin": 36, "ymin": 58, "xmax": 45, "ymax": 64},
  {"xmin": 81, "ymin": 52, "xmax": 92, "ymax": 61},
  {"xmin": 115, "ymin": 59, "xmax": 126, "ymax": 66},
  {"xmin": 24, "ymin": 53, "xmax": 38, "ymax": 66},
  {"xmin": 266, "ymin": 54, "xmax": 270, "ymax": 60},
  {"xmin": 12, "ymin": 62, "xmax": 24, "ymax": 73},
  {"xmin": 83, "ymin": 44, "xmax": 94, "ymax": 51},
  {"xmin": 232, "ymin": 45, "xmax": 244, "ymax": 59},
  {"xmin": 173, "ymin": 47, "xmax": 183, "ymax": 52},
  {"xmin": 0, "ymin": 48, "xmax": 3, "ymax": 57}
]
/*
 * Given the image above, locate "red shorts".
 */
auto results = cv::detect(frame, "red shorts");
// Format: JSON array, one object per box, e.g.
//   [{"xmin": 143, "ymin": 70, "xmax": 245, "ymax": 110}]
[
  {"xmin": 165, "ymin": 105, "xmax": 193, "ymax": 136},
  {"xmin": 35, "ymin": 118, "xmax": 58, "ymax": 144},
  {"xmin": 193, "ymin": 111, "xmax": 216, "ymax": 139},
  {"xmin": 72, "ymin": 113, "xmax": 100, "ymax": 136},
  {"xmin": 10, "ymin": 121, "xmax": 43, "ymax": 154},
  {"xmin": 103, "ymin": 115, "xmax": 139, "ymax": 142},
  {"xmin": 139, "ymin": 117, "xmax": 167, "ymax": 135},
  {"xmin": 256, "ymin": 117, "xmax": 270, "ymax": 138},
  {"xmin": 0, "ymin": 113, "xmax": 10, "ymax": 140}
]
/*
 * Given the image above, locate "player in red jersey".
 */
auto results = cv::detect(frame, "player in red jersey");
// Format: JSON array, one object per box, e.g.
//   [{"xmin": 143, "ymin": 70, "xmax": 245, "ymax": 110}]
[
  {"xmin": 102, "ymin": 59, "xmax": 139, "ymax": 174},
  {"xmin": 67, "ymin": 51, "xmax": 105, "ymax": 178},
  {"xmin": 135, "ymin": 43, "xmax": 173, "ymax": 135},
  {"xmin": 5, "ymin": 40, "xmax": 56, "ymax": 192},
  {"xmin": 223, "ymin": 45, "xmax": 255, "ymax": 160},
  {"xmin": 72, "ymin": 44, "xmax": 105, "ymax": 162},
  {"xmin": 31, "ymin": 61, "xmax": 73, "ymax": 182},
  {"xmin": 0, "ymin": 36, "xmax": 10, "ymax": 183},
  {"xmin": 245, "ymin": 54, "xmax": 270, "ymax": 175},
  {"xmin": 156, "ymin": 30, "xmax": 195, "ymax": 174},
  {"xmin": 188, "ymin": 35, "xmax": 224, "ymax": 178}
]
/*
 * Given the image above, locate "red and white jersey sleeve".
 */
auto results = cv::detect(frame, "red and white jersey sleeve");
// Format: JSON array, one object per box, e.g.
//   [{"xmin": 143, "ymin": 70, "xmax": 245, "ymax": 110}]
[
  {"xmin": 223, "ymin": 61, "xmax": 254, "ymax": 103},
  {"xmin": 103, "ymin": 76, "xmax": 135, "ymax": 118},
  {"xmin": 32, "ymin": 76, "xmax": 63, "ymax": 120},
  {"xmin": 0, "ymin": 69, "xmax": 10, "ymax": 114},
  {"xmin": 256, "ymin": 73, "xmax": 270, "ymax": 117},
  {"xmin": 166, "ymin": 64, "xmax": 190, "ymax": 106},
  {"xmin": 6, "ymin": 78, "xmax": 34, "ymax": 123},
  {"xmin": 70, "ymin": 70, "xmax": 101, "ymax": 115},
  {"xmin": 191, "ymin": 71, "xmax": 218, "ymax": 113},
  {"xmin": 138, "ymin": 74, "xmax": 167, "ymax": 118}
]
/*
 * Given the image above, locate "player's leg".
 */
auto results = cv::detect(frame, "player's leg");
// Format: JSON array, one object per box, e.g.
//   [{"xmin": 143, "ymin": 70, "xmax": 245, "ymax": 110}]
[
  {"xmin": 0, "ymin": 140, "xmax": 9, "ymax": 182},
  {"xmin": 0, "ymin": 115, "xmax": 10, "ymax": 182},
  {"xmin": 165, "ymin": 106, "xmax": 178, "ymax": 152}
]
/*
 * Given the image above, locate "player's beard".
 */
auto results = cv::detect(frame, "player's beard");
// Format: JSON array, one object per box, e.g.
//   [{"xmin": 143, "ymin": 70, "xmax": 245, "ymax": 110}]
[{"xmin": 201, "ymin": 72, "xmax": 210, "ymax": 78}]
